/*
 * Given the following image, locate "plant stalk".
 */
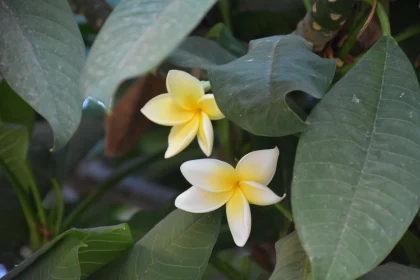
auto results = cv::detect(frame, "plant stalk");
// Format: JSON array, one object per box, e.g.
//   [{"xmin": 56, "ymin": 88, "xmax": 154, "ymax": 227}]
[
  {"xmin": 395, "ymin": 24, "xmax": 420, "ymax": 43},
  {"xmin": 363, "ymin": 0, "xmax": 390, "ymax": 36},
  {"xmin": 62, "ymin": 151, "xmax": 163, "ymax": 231},
  {"xmin": 50, "ymin": 178, "xmax": 64, "ymax": 235}
]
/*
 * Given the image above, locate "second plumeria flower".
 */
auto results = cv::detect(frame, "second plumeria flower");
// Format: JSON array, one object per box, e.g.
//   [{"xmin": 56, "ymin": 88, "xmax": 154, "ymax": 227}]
[
  {"xmin": 175, "ymin": 147, "xmax": 286, "ymax": 247},
  {"xmin": 141, "ymin": 70, "xmax": 224, "ymax": 158}
]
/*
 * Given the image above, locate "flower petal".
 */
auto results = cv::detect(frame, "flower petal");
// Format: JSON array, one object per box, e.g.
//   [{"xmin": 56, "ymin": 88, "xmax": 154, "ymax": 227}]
[
  {"xmin": 226, "ymin": 188, "xmax": 251, "ymax": 247},
  {"xmin": 197, "ymin": 112, "xmax": 214, "ymax": 157},
  {"xmin": 166, "ymin": 70, "xmax": 204, "ymax": 110},
  {"xmin": 240, "ymin": 181, "xmax": 285, "ymax": 206},
  {"xmin": 140, "ymin": 94, "xmax": 195, "ymax": 126},
  {"xmin": 175, "ymin": 186, "xmax": 233, "ymax": 213},
  {"xmin": 180, "ymin": 159, "xmax": 236, "ymax": 192},
  {"xmin": 165, "ymin": 115, "xmax": 199, "ymax": 158},
  {"xmin": 198, "ymin": 94, "xmax": 224, "ymax": 120},
  {"xmin": 236, "ymin": 147, "xmax": 279, "ymax": 185}
]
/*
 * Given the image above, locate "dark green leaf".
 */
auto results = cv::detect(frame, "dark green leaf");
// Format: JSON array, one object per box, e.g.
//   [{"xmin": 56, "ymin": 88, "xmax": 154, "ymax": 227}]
[
  {"xmin": 206, "ymin": 23, "xmax": 247, "ymax": 57},
  {"xmin": 3, "ymin": 224, "xmax": 133, "ymax": 280},
  {"xmin": 0, "ymin": 0, "xmax": 86, "ymax": 149},
  {"xmin": 209, "ymin": 35, "xmax": 335, "ymax": 137},
  {"xmin": 292, "ymin": 36, "xmax": 420, "ymax": 280},
  {"xmin": 0, "ymin": 124, "xmax": 32, "ymax": 192},
  {"xmin": 0, "ymin": 81, "xmax": 35, "ymax": 135},
  {"xmin": 91, "ymin": 209, "xmax": 221, "ymax": 280},
  {"xmin": 166, "ymin": 36, "xmax": 237, "ymax": 70},
  {"xmin": 269, "ymin": 232, "xmax": 311, "ymax": 280},
  {"xmin": 359, "ymin": 263, "xmax": 420, "ymax": 280},
  {"xmin": 81, "ymin": 0, "xmax": 217, "ymax": 109}
]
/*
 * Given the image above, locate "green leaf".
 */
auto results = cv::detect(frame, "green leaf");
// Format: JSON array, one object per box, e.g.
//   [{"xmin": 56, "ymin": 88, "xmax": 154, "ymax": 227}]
[
  {"xmin": 166, "ymin": 36, "xmax": 237, "ymax": 70},
  {"xmin": 269, "ymin": 232, "xmax": 311, "ymax": 280},
  {"xmin": 0, "ymin": 0, "xmax": 86, "ymax": 149},
  {"xmin": 0, "ymin": 81, "xmax": 35, "ymax": 135},
  {"xmin": 209, "ymin": 35, "xmax": 335, "ymax": 137},
  {"xmin": 206, "ymin": 23, "xmax": 247, "ymax": 57},
  {"xmin": 0, "ymin": 124, "xmax": 32, "ymax": 192},
  {"xmin": 359, "ymin": 263, "xmax": 420, "ymax": 279},
  {"xmin": 81, "ymin": 0, "xmax": 217, "ymax": 109},
  {"xmin": 292, "ymin": 36, "xmax": 420, "ymax": 280},
  {"xmin": 3, "ymin": 224, "xmax": 133, "ymax": 280},
  {"xmin": 91, "ymin": 209, "xmax": 222, "ymax": 280}
]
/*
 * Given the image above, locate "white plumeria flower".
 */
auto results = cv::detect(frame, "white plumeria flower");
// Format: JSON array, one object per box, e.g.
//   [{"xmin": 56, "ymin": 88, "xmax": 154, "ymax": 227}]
[
  {"xmin": 175, "ymin": 147, "xmax": 286, "ymax": 247},
  {"xmin": 141, "ymin": 70, "xmax": 224, "ymax": 158}
]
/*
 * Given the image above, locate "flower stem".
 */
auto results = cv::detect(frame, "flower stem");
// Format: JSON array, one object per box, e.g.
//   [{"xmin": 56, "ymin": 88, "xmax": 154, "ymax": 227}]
[
  {"xmin": 201, "ymin": 81, "xmax": 211, "ymax": 92},
  {"xmin": 395, "ymin": 24, "xmax": 420, "ymax": 43},
  {"xmin": 61, "ymin": 151, "xmax": 163, "ymax": 231},
  {"xmin": 274, "ymin": 202, "xmax": 293, "ymax": 222},
  {"xmin": 210, "ymin": 256, "xmax": 243, "ymax": 280}
]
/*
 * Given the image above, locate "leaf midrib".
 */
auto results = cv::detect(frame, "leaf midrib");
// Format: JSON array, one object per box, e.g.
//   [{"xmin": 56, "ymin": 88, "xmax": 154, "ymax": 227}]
[{"xmin": 324, "ymin": 38, "xmax": 390, "ymax": 280}]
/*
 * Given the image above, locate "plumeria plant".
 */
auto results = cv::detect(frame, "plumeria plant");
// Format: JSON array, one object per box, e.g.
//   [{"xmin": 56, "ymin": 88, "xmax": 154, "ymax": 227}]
[{"xmin": 1, "ymin": 0, "xmax": 420, "ymax": 280}]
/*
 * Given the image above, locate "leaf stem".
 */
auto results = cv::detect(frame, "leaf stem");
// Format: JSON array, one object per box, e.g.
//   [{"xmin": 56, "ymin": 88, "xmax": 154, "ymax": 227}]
[
  {"xmin": 363, "ymin": 0, "xmax": 391, "ymax": 36},
  {"xmin": 303, "ymin": 0, "xmax": 312, "ymax": 11},
  {"xmin": 274, "ymin": 202, "xmax": 293, "ymax": 222},
  {"xmin": 337, "ymin": 7, "xmax": 371, "ymax": 61},
  {"xmin": 395, "ymin": 24, "xmax": 420, "ymax": 43},
  {"xmin": 50, "ymin": 178, "xmax": 64, "ymax": 236},
  {"xmin": 26, "ymin": 161, "xmax": 47, "ymax": 226},
  {"xmin": 61, "ymin": 151, "xmax": 164, "ymax": 231}
]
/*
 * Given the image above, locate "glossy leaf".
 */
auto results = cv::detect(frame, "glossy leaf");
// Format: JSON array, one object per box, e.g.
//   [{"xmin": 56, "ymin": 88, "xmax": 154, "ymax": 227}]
[
  {"xmin": 91, "ymin": 209, "xmax": 221, "ymax": 280},
  {"xmin": 270, "ymin": 232, "xmax": 311, "ymax": 280},
  {"xmin": 209, "ymin": 35, "xmax": 335, "ymax": 137},
  {"xmin": 292, "ymin": 36, "xmax": 420, "ymax": 280},
  {"xmin": 359, "ymin": 263, "xmax": 420, "ymax": 280},
  {"xmin": 3, "ymin": 224, "xmax": 133, "ymax": 280},
  {"xmin": 167, "ymin": 36, "xmax": 237, "ymax": 70},
  {"xmin": 81, "ymin": 0, "xmax": 217, "ymax": 108},
  {"xmin": 0, "ymin": 0, "xmax": 85, "ymax": 149}
]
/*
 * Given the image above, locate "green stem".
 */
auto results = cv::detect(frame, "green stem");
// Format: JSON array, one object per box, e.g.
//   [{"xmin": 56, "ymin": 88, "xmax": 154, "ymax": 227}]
[
  {"xmin": 50, "ymin": 178, "xmax": 64, "ymax": 236},
  {"xmin": 303, "ymin": 0, "xmax": 312, "ymax": 11},
  {"xmin": 15, "ymin": 185, "xmax": 42, "ymax": 249},
  {"xmin": 337, "ymin": 7, "xmax": 371, "ymax": 61},
  {"xmin": 26, "ymin": 161, "xmax": 47, "ymax": 226},
  {"xmin": 0, "ymin": 161, "xmax": 42, "ymax": 249},
  {"xmin": 363, "ymin": 0, "xmax": 391, "ymax": 36},
  {"xmin": 395, "ymin": 24, "xmax": 420, "ymax": 43},
  {"xmin": 218, "ymin": 0, "xmax": 232, "ymax": 31},
  {"xmin": 62, "ymin": 151, "xmax": 163, "ymax": 231},
  {"xmin": 201, "ymin": 81, "xmax": 211, "ymax": 92},
  {"xmin": 217, "ymin": 119, "xmax": 234, "ymax": 163},
  {"xmin": 274, "ymin": 202, "xmax": 293, "ymax": 222},
  {"xmin": 210, "ymin": 256, "xmax": 243, "ymax": 280}
]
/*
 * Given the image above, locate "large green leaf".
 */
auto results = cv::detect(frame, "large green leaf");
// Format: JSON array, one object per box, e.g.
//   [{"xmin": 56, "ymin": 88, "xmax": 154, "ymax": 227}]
[
  {"xmin": 209, "ymin": 35, "xmax": 336, "ymax": 137},
  {"xmin": 3, "ymin": 224, "xmax": 133, "ymax": 280},
  {"xmin": 0, "ymin": 81, "xmax": 35, "ymax": 135},
  {"xmin": 166, "ymin": 36, "xmax": 237, "ymax": 70},
  {"xmin": 0, "ymin": 124, "xmax": 32, "ymax": 192},
  {"xmin": 81, "ymin": 0, "xmax": 217, "ymax": 109},
  {"xmin": 0, "ymin": 0, "xmax": 85, "ymax": 149},
  {"xmin": 292, "ymin": 36, "xmax": 420, "ymax": 280},
  {"xmin": 359, "ymin": 263, "xmax": 420, "ymax": 279},
  {"xmin": 91, "ymin": 209, "xmax": 221, "ymax": 280},
  {"xmin": 269, "ymin": 232, "xmax": 311, "ymax": 280}
]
